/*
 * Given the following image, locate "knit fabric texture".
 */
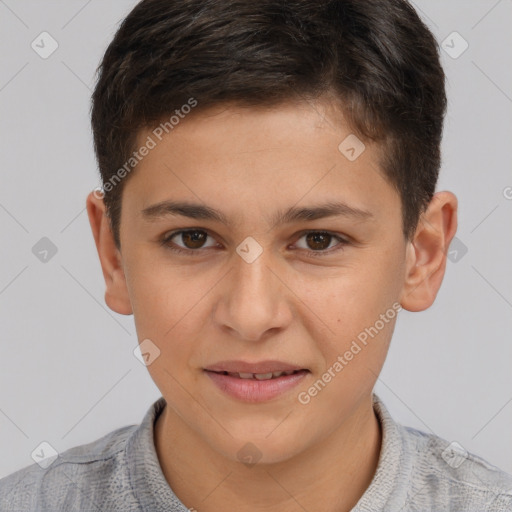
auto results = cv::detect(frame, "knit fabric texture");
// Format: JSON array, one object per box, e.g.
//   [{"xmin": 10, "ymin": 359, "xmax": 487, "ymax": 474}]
[{"xmin": 1, "ymin": 393, "xmax": 511, "ymax": 511}]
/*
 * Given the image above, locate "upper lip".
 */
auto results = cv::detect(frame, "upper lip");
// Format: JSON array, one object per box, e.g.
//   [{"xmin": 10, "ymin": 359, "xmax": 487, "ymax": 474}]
[{"xmin": 204, "ymin": 360, "xmax": 309, "ymax": 374}]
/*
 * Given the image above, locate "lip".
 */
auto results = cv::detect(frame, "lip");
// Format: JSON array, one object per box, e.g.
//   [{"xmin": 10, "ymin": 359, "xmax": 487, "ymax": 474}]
[
  {"xmin": 204, "ymin": 360, "xmax": 308, "ymax": 374},
  {"xmin": 203, "ymin": 360, "xmax": 311, "ymax": 403},
  {"xmin": 204, "ymin": 368, "xmax": 310, "ymax": 403}
]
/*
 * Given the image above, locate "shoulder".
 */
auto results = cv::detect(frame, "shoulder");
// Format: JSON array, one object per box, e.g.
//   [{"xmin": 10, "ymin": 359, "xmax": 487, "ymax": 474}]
[
  {"xmin": 0, "ymin": 424, "xmax": 140, "ymax": 512},
  {"xmin": 401, "ymin": 424, "xmax": 512, "ymax": 511}
]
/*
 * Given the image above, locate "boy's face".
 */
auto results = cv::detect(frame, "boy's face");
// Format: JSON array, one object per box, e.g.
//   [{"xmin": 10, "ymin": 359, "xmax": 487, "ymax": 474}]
[{"xmin": 88, "ymin": 99, "xmax": 452, "ymax": 464}]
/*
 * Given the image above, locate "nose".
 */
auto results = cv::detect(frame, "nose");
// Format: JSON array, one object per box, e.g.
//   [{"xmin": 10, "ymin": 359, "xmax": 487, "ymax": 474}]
[{"xmin": 213, "ymin": 249, "xmax": 293, "ymax": 342}]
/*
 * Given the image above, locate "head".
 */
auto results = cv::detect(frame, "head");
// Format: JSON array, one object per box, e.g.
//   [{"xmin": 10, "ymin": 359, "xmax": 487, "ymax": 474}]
[{"xmin": 87, "ymin": 0, "xmax": 457, "ymax": 465}]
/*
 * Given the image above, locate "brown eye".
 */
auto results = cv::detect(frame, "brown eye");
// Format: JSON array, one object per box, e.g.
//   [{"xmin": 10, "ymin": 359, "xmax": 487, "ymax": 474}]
[
  {"xmin": 180, "ymin": 230, "xmax": 208, "ymax": 249},
  {"xmin": 161, "ymin": 229, "xmax": 348, "ymax": 258},
  {"xmin": 305, "ymin": 232, "xmax": 332, "ymax": 251},
  {"xmin": 162, "ymin": 229, "xmax": 218, "ymax": 253},
  {"xmin": 294, "ymin": 231, "xmax": 349, "ymax": 257}
]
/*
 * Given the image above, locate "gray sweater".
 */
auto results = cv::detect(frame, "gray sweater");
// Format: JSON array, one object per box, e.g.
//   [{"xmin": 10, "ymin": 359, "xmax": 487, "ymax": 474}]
[{"xmin": 1, "ymin": 393, "xmax": 511, "ymax": 511}]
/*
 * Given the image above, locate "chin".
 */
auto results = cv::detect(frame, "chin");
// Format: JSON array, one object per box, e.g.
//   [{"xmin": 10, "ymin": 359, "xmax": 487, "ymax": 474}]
[{"xmin": 211, "ymin": 432, "xmax": 307, "ymax": 468}]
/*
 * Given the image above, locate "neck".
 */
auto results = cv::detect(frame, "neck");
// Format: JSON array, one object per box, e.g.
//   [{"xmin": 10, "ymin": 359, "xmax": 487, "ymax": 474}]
[{"xmin": 154, "ymin": 395, "xmax": 381, "ymax": 512}]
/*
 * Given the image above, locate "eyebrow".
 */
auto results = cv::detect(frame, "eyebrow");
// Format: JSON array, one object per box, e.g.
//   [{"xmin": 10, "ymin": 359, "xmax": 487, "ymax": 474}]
[{"xmin": 141, "ymin": 199, "xmax": 374, "ymax": 229}]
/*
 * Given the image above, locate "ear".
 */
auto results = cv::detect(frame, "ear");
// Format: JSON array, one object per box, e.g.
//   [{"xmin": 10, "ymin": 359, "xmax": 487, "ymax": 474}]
[
  {"xmin": 86, "ymin": 190, "xmax": 133, "ymax": 315},
  {"xmin": 400, "ymin": 191, "xmax": 458, "ymax": 312}
]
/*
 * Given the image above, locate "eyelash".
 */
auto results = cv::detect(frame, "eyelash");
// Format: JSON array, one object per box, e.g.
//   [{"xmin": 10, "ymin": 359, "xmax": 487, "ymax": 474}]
[{"xmin": 160, "ymin": 229, "xmax": 350, "ymax": 258}]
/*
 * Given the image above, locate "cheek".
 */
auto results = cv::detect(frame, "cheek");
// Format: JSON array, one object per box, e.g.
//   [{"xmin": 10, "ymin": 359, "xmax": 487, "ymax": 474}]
[
  {"xmin": 126, "ymin": 251, "xmax": 205, "ymax": 330},
  {"xmin": 125, "ymin": 292, "xmax": 193, "ymax": 393},
  {"xmin": 125, "ymin": 254, "xmax": 215, "ymax": 365},
  {"xmin": 299, "ymin": 250, "xmax": 403, "ymax": 367},
  {"xmin": 128, "ymin": 269, "xmax": 204, "ymax": 393},
  {"xmin": 301, "ymin": 278, "xmax": 399, "ymax": 413},
  {"xmin": 306, "ymin": 257, "xmax": 401, "ymax": 326}
]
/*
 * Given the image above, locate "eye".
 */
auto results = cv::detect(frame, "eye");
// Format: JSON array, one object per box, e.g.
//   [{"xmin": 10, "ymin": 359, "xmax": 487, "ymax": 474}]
[
  {"xmin": 160, "ymin": 229, "xmax": 349, "ymax": 257},
  {"xmin": 293, "ymin": 231, "xmax": 349, "ymax": 257},
  {"xmin": 161, "ymin": 229, "xmax": 218, "ymax": 255}
]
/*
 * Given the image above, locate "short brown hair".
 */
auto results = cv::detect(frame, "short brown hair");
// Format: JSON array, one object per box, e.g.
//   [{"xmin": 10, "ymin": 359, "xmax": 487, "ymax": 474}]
[{"xmin": 91, "ymin": 0, "xmax": 447, "ymax": 249}]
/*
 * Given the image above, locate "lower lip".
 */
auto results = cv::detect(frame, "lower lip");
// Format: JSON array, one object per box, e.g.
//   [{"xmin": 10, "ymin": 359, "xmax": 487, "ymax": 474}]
[{"xmin": 204, "ymin": 370, "xmax": 309, "ymax": 403}]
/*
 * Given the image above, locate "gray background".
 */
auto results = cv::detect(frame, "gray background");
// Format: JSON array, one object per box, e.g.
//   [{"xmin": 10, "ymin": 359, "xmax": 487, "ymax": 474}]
[{"xmin": 1, "ymin": 0, "xmax": 511, "ymax": 479}]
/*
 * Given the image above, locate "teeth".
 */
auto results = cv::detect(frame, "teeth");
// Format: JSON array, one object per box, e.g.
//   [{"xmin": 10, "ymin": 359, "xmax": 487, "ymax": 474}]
[
  {"xmin": 238, "ymin": 372, "xmax": 255, "ymax": 379},
  {"xmin": 226, "ymin": 370, "xmax": 298, "ymax": 380},
  {"xmin": 272, "ymin": 370, "xmax": 295, "ymax": 377},
  {"xmin": 254, "ymin": 372, "xmax": 274, "ymax": 380}
]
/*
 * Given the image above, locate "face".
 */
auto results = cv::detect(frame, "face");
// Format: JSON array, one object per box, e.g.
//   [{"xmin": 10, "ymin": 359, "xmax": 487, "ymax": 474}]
[
  {"xmin": 94, "ymin": 98, "xmax": 424, "ymax": 466},
  {"xmin": 110, "ymin": 99, "xmax": 410, "ymax": 463}
]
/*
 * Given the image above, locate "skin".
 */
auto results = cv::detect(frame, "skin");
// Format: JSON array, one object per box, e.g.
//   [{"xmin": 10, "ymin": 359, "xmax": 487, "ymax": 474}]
[{"xmin": 86, "ymin": 98, "xmax": 457, "ymax": 512}]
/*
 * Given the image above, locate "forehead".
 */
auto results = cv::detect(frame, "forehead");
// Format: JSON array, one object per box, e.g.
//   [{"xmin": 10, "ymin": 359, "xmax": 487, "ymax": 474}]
[{"xmin": 122, "ymin": 100, "xmax": 400, "ymax": 231}]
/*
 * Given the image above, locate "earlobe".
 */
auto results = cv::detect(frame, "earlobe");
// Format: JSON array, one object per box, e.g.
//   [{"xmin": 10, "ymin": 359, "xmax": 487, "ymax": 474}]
[
  {"xmin": 86, "ymin": 191, "xmax": 133, "ymax": 316},
  {"xmin": 400, "ymin": 191, "xmax": 458, "ymax": 312}
]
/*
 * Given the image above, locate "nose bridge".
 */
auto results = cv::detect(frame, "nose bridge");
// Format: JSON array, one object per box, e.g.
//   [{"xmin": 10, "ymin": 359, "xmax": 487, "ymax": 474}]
[
  {"xmin": 235, "ymin": 250, "xmax": 275, "ymax": 301},
  {"xmin": 216, "ymin": 245, "xmax": 290, "ymax": 341},
  {"xmin": 233, "ymin": 244, "xmax": 279, "ymax": 311}
]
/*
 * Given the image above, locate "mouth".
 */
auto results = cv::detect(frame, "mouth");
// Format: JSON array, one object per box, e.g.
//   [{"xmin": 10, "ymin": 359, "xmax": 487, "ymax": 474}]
[
  {"xmin": 203, "ymin": 364, "xmax": 310, "ymax": 403},
  {"xmin": 205, "ymin": 369, "xmax": 306, "ymax": 380}
]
